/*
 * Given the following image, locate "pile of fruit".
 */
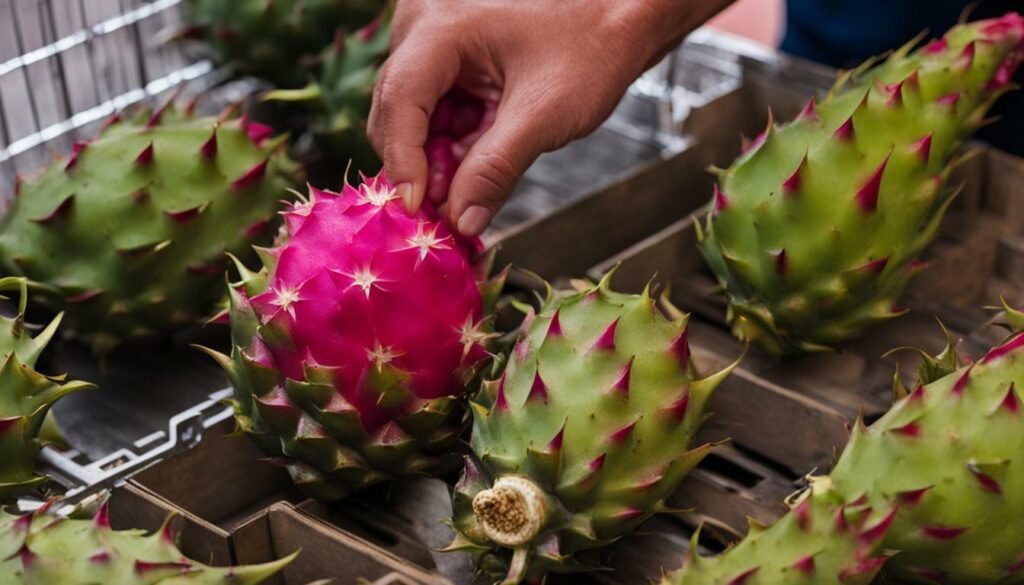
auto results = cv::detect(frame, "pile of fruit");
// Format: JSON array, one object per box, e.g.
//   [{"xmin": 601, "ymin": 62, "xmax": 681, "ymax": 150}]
[{"xmin": 1, "ymin": 5, "xmax": 1024, "ymax": 585}]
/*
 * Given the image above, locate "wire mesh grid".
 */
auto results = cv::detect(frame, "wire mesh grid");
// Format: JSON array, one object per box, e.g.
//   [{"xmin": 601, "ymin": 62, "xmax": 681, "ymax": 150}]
[{"xmin": 0, "ymin": 0, "xmax": 222, "ymax": 189}]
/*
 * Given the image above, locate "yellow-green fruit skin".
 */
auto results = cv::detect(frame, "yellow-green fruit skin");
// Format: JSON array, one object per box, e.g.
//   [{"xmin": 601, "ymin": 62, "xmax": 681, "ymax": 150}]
[
  {"xmin": 666, "ymin": 328, "xmax": 1024, "ymax": 585},
  {"xmin": 183, "ymin": 0, "xmax": 385, "ymax": 88},
  {"xmin": 449, "ymin": 277, "xmax": 735, "ymax": 583},
  {"xmin": 0, "ymin": 277, "xmax": 92, "ymax": 502},
  {"xmin": 700, "ymin": 14, "xmax": 1024, "ymax": 355},
  {"xmin": 0, "ymin": 502, "xmax": 294, "ymax": 584},
  {"xmin": 0, "ymin": 107, "xmax": 299, "ymax": 354}
]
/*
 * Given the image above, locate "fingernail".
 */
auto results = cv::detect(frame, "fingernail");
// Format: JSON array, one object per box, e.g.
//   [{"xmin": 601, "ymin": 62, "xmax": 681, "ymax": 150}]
[
  {"xmin": 457, "ymin": 205, "xmax": 491, "ymax": 237},
  {"xmin": 396, "ymin": 182, "xmax": 415, "ymax": 214}
]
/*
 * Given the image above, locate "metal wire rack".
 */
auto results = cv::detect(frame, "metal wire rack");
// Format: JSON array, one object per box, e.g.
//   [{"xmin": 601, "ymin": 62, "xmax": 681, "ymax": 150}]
[{"xmin": 0, "ymin": 0, "xmax": 222, "ymax": 188}]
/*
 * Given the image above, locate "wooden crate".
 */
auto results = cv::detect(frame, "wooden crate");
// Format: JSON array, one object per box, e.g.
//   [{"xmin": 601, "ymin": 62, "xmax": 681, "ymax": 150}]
[
  {"xmin": 233, "ymin": 502, "xmax": 447, "ymax": 585},
  {"xmin": 107, "ymin": 420, "xmax": 455, "ymax": 584}
]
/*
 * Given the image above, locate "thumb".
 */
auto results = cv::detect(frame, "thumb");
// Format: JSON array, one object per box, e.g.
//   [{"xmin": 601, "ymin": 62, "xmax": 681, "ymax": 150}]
[
  {"xmin": 447, "ymin": 98, "xmax": 558, "ymax": 236},
  {"xmin": 367, "ymin": 36, "xmax": 459, "ymax": 213}
]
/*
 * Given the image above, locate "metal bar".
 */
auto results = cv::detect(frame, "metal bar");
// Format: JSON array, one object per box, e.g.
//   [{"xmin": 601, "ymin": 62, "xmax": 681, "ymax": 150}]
[
  {"xmin": 0, "ymin": 59, "xmax": 212, "ymax": 162},
  {"xmin": 9, "ymin": 1, "xmax": 43, "ymax": 135},
  {"xmin": 38, "ymin": 389, "xmax": 235, "ymax": 505},
  {"xmin": 0, "ymin": 0, "xmax": 182, "ymax": 79}
]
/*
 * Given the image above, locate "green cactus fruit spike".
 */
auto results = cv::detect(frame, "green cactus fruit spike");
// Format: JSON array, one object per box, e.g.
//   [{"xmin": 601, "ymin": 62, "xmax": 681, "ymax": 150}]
[
  {"xmin": 179, "ymin": 0, "xmax": 385, "ymax": 88},
  {"xmin": 0, "ymin": 500, "xmax": 296, "ymax": 583},
  {"xmin": 663, "ymin": 482, "xmax": 895, "ymax": 585},
  {"xmin": 668, "ymin": 323, "xmax": 1024, "ymax": 584},
  {"xmin": 448, "ymin": 273, "xmax": 740, "ymax": 584},
  {"xmin": 992, "ymin": 297, "xmax": 1024, "ymax": 338},
  {"xmin": 699, "ymin": 13, "xmax": 1024, "ymax": 355},
  {"xmin": 829, "ymin": 330, "xmax": 1024, "ymax": 583},
  {"xmin": 263, "ymin": 12, "xmax": 391, "ymax": 175},
  {"xmin": 0, "ymin": 105, "xmax": 300, "ymax": 356},
  {"xmin": 0, "ymin": 277, "xmax": 93, "ymax": 502}
]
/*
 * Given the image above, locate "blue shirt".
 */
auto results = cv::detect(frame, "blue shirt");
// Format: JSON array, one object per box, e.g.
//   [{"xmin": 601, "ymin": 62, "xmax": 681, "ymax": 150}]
[{"xmin": 781, "ymin": 0, "xmax": 1023, "ymax": 154}]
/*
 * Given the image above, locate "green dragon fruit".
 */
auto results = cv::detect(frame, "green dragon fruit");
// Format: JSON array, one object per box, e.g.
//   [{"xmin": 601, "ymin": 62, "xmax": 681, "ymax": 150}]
[
  {"xmin": 447, "ymin": 275, "xmax": 738, "ymax": 583},
  {"xmin": 0, "ymin": 499, "xmax": 294, "ymax": 583},
  {"xmin": 264, "ymin": 14, "xmax": 391, "ymax": 183},
  {"xmin": 180, "ymin": 0, "xmax": 385, "ymax": 88},
  {"xmin": 265, "ymin": 14, "xmax": 496, "ymax": 192},
  {"xmin": 0, "ymin": 105, "xmax": 299, "ymax": 355},
  {"xmin": 665, "ymin": 320, "xmax": 1024, "ymax": 584},
  {"xmin": 0, "ymin": 277, "xmax": 92, "ymax": 502},
  {"xmin": 202, "ymin": 173, "xmax": 506, "ymax": 502},
  {"xmin": 665, "ymin": 487, "xmax": 894, "ymax": 585},
  {"xmin": 699, "ymin": 13, "xmax": 1024, "ymax": 355}
]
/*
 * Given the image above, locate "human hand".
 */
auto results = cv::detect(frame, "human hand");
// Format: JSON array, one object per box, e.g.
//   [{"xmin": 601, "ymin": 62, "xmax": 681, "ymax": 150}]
[{"xmin": 368, "ymin": 0, "xmax": 731, "ymax": 236}]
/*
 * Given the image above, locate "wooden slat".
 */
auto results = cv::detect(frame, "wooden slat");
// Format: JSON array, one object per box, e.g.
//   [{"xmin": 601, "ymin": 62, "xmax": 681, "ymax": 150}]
[{"xmin": 493, "ymin": 146, "xmax": 718, "ymax": 280}]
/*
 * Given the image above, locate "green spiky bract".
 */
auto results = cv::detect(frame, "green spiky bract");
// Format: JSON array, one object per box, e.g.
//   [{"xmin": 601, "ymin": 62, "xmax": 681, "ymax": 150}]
[
  {"xmin": 263, "ymin": 14, "xmax": 390, "ymax": 180},
  {"xmin": 0, "ymin": 500, "xmax": 295, "ymax": 584},
  {"xmin": 667, "ymin": 325, "xmax": 1024, "ymax": 584},
  {"xmin": 663, "ymin": 483, "xmax": 894, "ymax": 585},
  {"xmin": 0, "ymin": 106, "xmax": 299, "ymax": 355},
  {"xmin": 699, "ymin": 14, "xmax": 1024, "ymax": 355},
  {"xmin": 449, "ymin": 275, "xmax": 738, "ymax": 584},
  {"xmin": 0, "ymin": 277, "xmax": 92, "ymax": 502},
  {"xmin": 181, "ymin": 0, "xmax": 385, "ymax": 88}
]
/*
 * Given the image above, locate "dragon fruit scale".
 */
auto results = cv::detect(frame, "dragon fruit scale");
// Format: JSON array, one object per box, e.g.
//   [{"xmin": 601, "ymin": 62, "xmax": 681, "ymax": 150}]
[
  {"xmin": 181, "ymin": 0, "xmax": 385, "ymax": 88},
  {"xmin": 665, "ymin": 325, "xmax": 1024, "ymax": 585},
  {"xmin": 0, "ymin": 500, "xmax": 295, "ymax": 583},
  {"xmin": 203, "ymin": 173, "xmax": 507, "ymax": 501},
  {"xmin": 699, "ymin": 13, "xmax": 1024, "ymax": 355},
  {"xmin": 0, "ymin": 277, "xmax": 92, "ymax": 502},
  {"xmin": 447, "ymin": 275, "xmax": 739, "ymax": 584},
  {"xmin": 0, "ymin": 105, "xmax": 299, "ymax": 355}
]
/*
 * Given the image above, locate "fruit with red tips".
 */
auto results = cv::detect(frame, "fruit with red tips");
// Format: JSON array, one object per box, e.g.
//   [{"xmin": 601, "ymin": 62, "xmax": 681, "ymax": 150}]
[
  {"xmin": 0, "ymin": 105, "xmax": 299, "ymax": 355},
  {"xmin": 265, "ymin": 14, "xmax": 495, "ymax": 194},
  {"xmin": 180, "ymin": 0, "xmax": 385, "ymax": 88},
  {"xmin": 0, "ymin": 498, "xmax": 294, "ymax": 583},
  {"xmin": 264, "ymin": 13, "xmax": 391, "ymax": 183},
  {"xmin": 664, "ymin": 486, "xmax": 895, "ymax": 585},
  {"xmin": 0, "ymin": 277, "xmax": 92, "ymax": 502},
  {"xmin": 665, "ymin": 322, "xmax": 1024, "ymax": 584},
  {"xmin": 699, "ymin": 13, "xmax": 1024, "ymax": 355},
  {"xmin": 203, "ymin": 173, "xmax": 506, "ymax": 501},
  {"xmin": 446, "ymin": 274, "xmax": 738, "ymax": 583}
]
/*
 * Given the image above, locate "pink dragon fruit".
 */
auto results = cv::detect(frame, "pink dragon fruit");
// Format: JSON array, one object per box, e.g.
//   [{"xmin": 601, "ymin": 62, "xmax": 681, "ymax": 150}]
[
  {"xmin": 426, "ymin": 88, "xmax": 497, "ymax": 203},
  {"xmin": 204, "ymin": 173, "xmax": 506, "ymax": 501}
]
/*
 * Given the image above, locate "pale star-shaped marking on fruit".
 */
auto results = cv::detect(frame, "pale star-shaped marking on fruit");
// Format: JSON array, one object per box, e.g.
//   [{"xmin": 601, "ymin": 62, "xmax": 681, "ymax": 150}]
[
  {"xmin": 366, "ymin": 341, "xmax": 404, "ymax": 372},
  {"xmin": 270, "ymin": 285, "xmax": 303, "ymax": 319},
  {"xmin": 402, "ymin": 221, "xmax": 452, "ymax": 263},
  {"xmin": 343, "ymin": 265, "xmax": 390, "ymax": 298},
  {"xmin": 360, "ymin": 180, "xmax": 398, "ymax": 208},
  {"xmin": 458, "ymin": 314, "xmax": 498, "ymax": 361}
]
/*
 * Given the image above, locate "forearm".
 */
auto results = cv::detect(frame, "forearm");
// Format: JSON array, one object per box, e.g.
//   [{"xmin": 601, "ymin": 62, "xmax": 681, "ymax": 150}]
[{"xmin": 620, "ymin": 0, "xmax": 739, "ymax": 67}]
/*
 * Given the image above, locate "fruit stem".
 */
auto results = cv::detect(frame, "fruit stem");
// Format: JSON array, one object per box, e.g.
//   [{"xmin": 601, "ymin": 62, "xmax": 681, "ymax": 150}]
[{"xmin": 501, "ymin": 547, "xmax": 530, "ymax": 585}]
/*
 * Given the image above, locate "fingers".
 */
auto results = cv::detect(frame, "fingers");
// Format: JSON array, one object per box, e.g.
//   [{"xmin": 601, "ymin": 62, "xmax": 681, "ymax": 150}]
[
  {"xmin": 367, "ymin": 34, "xmax": 460, "ymax": 213},
  {"xmin": 447, "ymin": 95, "xmax": 560, "ymax": 236}
]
